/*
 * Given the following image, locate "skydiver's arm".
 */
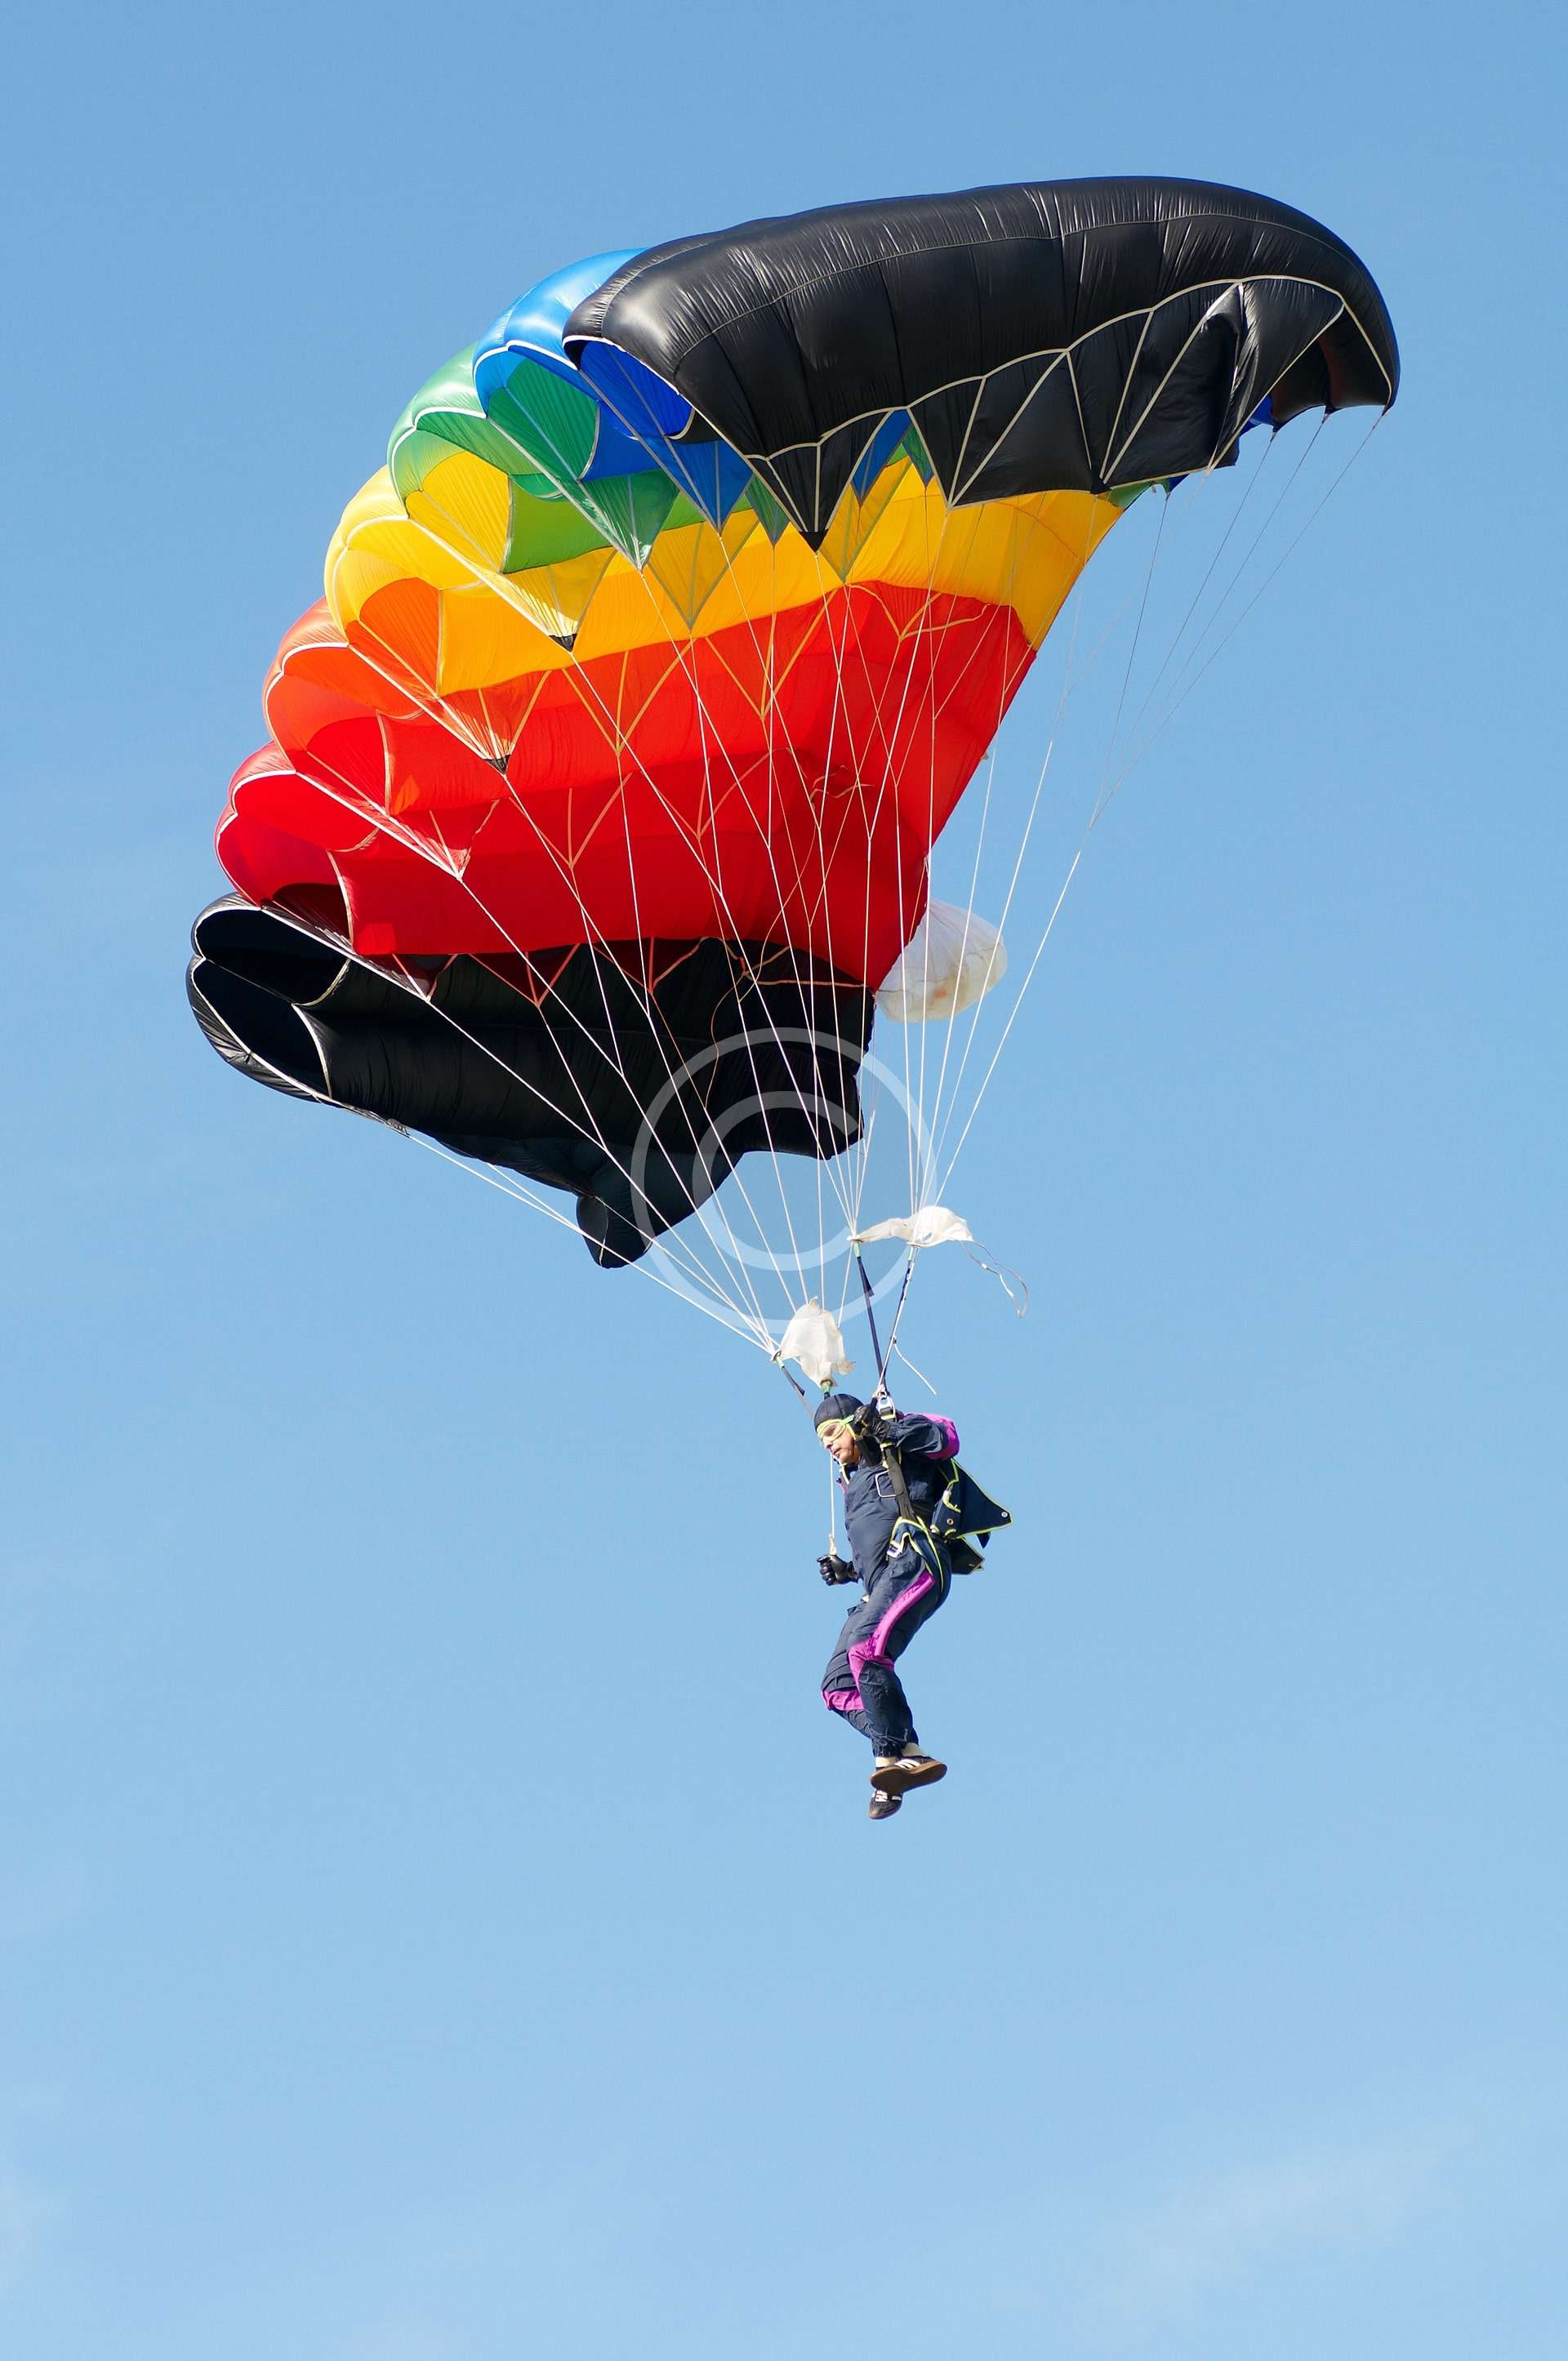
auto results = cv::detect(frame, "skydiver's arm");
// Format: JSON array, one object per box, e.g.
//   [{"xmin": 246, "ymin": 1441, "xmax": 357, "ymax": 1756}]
[{"xmin": 878, "ymin": 1412, "xmax": 960, "ymax": 1459}]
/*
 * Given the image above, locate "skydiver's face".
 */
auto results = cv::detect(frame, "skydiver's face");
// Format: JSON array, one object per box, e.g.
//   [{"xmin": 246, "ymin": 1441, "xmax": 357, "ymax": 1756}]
[{"xmin": 819, "ymin": 1421, "xmax": 859, "ymax": 1469}]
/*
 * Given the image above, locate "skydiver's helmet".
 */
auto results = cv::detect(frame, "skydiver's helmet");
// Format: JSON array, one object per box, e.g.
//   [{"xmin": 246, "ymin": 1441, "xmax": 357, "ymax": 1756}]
[{"xmin": 813, "ymin": 1393, "xmax": 864, "ymax": 1433}]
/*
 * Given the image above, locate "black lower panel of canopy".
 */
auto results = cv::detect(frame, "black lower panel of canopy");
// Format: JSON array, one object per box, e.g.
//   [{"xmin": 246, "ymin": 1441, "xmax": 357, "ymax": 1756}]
[{"xmin": 188, "ymin": 896, "xmax": 875, "ymax": 1266}]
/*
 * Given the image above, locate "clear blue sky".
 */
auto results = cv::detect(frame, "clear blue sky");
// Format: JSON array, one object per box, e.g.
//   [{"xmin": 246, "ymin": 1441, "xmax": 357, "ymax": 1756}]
[{"xmin": 4, "ymin": 4, "xmax": 1565, "ymax": 2355}]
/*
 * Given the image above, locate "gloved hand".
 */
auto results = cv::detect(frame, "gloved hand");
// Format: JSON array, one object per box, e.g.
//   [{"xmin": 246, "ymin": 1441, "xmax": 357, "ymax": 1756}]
[
  {"xmin": 851, "ymin": 1400, "xmax": 900, "ymax": 1446},
  {"xmin": 818, "ymin": 1552, "xmax": 857, "ymax": 1586}
]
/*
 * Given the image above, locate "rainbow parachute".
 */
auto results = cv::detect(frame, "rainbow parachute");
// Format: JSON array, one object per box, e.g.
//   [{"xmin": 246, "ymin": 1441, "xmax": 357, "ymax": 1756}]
[{"xmin": 189, "ymin": 177, "xmax": 1396, "ymax": 1320}]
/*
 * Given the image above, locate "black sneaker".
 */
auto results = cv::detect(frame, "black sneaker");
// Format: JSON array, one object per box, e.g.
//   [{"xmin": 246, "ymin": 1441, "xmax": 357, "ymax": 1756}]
[
  {"xmin": 868, "ymin": 1787, "xmax": 903, "ymax": 1821},
  {"xmin": 869, "ymin": 1753, "xmax": 947, "ymax": 1797}
]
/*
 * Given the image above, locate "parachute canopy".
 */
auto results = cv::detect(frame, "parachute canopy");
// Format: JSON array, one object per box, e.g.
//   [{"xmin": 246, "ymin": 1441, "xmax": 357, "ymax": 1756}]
[{"xmin": 191, "ymin": 176, "xmax": 1396, "ymax": 1281}]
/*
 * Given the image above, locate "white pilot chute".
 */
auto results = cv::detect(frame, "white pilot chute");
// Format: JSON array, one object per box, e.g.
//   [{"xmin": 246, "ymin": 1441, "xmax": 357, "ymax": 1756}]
[
  {"xmin": 853, "ymin": 1206, "xmax": 974, "ymax": 1250},
  {"xmin": 775, "ymin": 1299, "xmax": 854, "ymax": 1388},
  {"xmin": 875, "ymin": 901, "xmax": 1007, "ymax": 1023}
]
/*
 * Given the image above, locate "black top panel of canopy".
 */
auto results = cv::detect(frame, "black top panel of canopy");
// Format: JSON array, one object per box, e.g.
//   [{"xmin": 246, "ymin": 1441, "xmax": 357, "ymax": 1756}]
[{"xmin": 566, "ymin": 177, "xmax": 1398, "ymax": 541}]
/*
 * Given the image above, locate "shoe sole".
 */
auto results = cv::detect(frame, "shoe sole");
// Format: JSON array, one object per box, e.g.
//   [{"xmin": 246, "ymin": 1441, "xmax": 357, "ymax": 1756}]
[{"xmin": 870, "ymin": 1758, "xmax": 948, "ymax": 1797}]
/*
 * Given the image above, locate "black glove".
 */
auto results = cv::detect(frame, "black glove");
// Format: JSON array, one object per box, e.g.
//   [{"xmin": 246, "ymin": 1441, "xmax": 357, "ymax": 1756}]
[
  {"xmin": 851, "ymin": 1401, "xmax": 900, "ymax": 1446},
  {"xmin": 818, "ymin": 1552, "xmax": 857, "ymax": 1586}
]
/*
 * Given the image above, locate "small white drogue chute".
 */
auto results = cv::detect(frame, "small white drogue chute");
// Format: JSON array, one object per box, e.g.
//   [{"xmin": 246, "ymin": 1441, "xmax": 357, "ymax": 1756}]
[
  {"xmin": 854, "ymin": 1205, "xmax": 1030, "ymax": 1321},
  {"xmin": 875, "ymin": 901, "xmax": 1007, "ymax": 1023},
  {"xmin": 776, "ymin": 1299, "xmax": 854, "ymax": 1388},
  {"xmin": 853, "ymin": 1206, "xmax": 974, "ymax": 1250}
]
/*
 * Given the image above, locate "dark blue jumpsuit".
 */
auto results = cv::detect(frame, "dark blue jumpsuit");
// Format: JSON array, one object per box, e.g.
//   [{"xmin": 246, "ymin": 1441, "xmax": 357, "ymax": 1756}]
[{"xmin": 822, "ymin": 1413, "xmax": 960, "ymax": 1759}]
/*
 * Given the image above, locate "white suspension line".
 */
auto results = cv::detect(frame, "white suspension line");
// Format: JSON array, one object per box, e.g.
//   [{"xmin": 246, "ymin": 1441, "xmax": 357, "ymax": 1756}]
[
  {"xmin": 604, "ymin": 703, "xmax": 812, "ymax": 1328},
  {"xmin": 728, "ymin": 484, "xmax": 940, "ymax": 1324},
  {"xmin": 579, "ymin": 529, "xmax": 871, "ymax": 1290},
  {"xmin": 891, "ymin": 1338, "xmax": 940, "ymax": 1399},
  {"xmin": 921, "ymin": 546, "xmax": 1090, "ymax": 1192},
  {"xmin": 928, "ymin": 489, "xmax": 1239, "ymax": 1192},
  {"xmin": 933, "ymin": 844, "xmax": 1085, "ymax": 1201},
  {"xmin": 1109, "ymin": 432, "xmax": 1281, "ymax": 764},
  {"xmin": 559, "ymin": 486, "xmax": 949, "ymax": 1323},
  {"xmin": 1122, "ymin": 414, "xmax": 1379, "ymax": 778},
  {"xmin": 318, "ymin": 580, "xmax": 819, "ymax": 1333},
  {"xmin": 932, "ymin": 408, "xmax": 1383, "ymax": 1203},
  {"xmin": 728, "ymin": 482, "xmax": 951, "ymax": 1303},
  {"xmin": 911, "ymin": 492, "xmax": 947, "ymax": 1215},
  {"xmin": 1108, "ymin": 430, "xmax": 1321, "ymax": 800},
  {"xmin": 847, "ymin": 492, "xmax": 1006, "ymax": 1229},
  {"xmin": 1089, "ymin": 486, "xmax": 1169, "ymax": 826},
  {"xmin": 669, "ymin": 628, "xmax": 832, "ymax": 1299},
  {"xmin": 408, "ymin": 1131, "xmax": 773, "ymax": 1350},
  {"xmin": 571, "ymin": 454, "xmax": 874, "ymax": 1270},
  {"xmin": 399, "ymin": 952, "xmax": 754, "ymax": 1319},
  {"xmin": 618, "ymin": 549, "xmax": 878, "ymax": 1325},
  {"xmin": 251, "ymin": 733, "xmax": 760, "ymax": 1320},
  {"xmin": 919, "ymin": 490, "xmax": 1059, "ymax": 1205}
]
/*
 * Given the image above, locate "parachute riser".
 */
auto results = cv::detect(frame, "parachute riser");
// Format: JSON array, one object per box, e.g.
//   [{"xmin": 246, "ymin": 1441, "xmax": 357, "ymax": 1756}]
[{"xmin": 854, "ymin": 1243, "xmax": 915, "ymax": 1405}]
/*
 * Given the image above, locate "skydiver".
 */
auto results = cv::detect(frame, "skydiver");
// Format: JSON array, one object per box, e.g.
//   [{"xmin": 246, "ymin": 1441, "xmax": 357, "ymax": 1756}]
[{"xmin": 813, "ymin": 1392, "xmax": 968, "ymax": 1823}]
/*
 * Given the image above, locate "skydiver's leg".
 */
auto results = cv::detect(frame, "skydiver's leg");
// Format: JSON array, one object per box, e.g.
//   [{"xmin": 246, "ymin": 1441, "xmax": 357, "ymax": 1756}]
[
  {"xmin": 821, "ymin": 1544, "xmax": 950, "ymax": 1758},
  {"xmin": 852, "ymin": 1542, "xmax": 950, "ymax": 1762},
  {"xmin": 822, "ymin": 1590, "xmax": 880, "ymax": 1744}
]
